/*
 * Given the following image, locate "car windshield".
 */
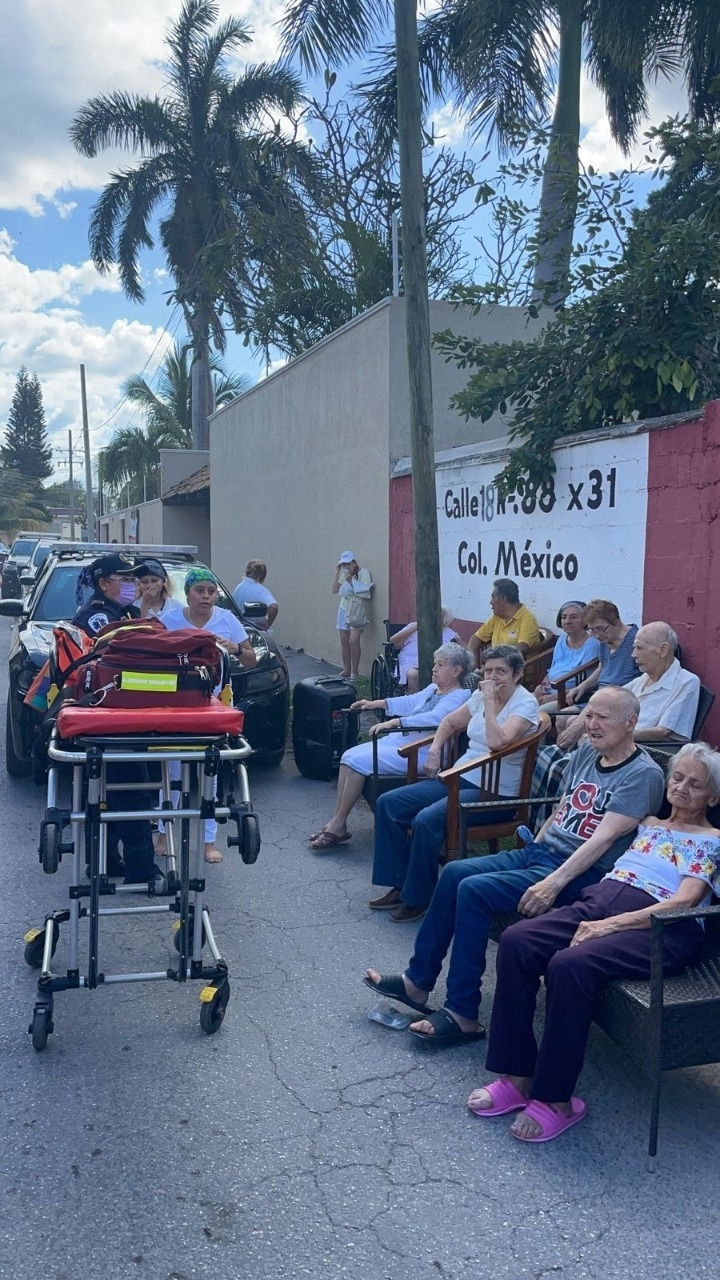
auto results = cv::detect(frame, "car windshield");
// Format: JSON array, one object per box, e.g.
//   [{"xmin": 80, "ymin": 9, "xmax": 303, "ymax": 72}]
[
  {"xmin": 11, "ymin": 540, "xmax": 36, "ymax": 558},
  {"xmin": 30, "ymin": 560, "xmax": 241, "ymax": 624},
  {"xmin": 31, "ymin": 544, "xmax": 52, "ymax": 569}
]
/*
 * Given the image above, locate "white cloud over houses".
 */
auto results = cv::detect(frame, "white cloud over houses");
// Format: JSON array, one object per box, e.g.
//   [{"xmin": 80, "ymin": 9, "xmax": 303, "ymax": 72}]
[{"xmin": 0, "ymin": 230, "xmax": 173, "ymax": 459}]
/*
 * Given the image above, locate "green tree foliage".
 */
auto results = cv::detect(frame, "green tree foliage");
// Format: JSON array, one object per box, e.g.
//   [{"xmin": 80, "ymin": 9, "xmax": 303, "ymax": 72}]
[
  {"xmin": 0, "ymin": 471, "xmax": 48, "ymax": 538},
  {"xmin": 1, "ymin": 368, "xmax": 53, "ymax": 483},
  {"xmin": 361, "ymin": 0, "xmax": 720, "ymax": 303},
  {"xmin": 435, "ymin": 120, "xmax": 720, "ymax": 494},
  {"xmin": 71, "ymin": 0, "xmax": 321, "ymax": 449}
]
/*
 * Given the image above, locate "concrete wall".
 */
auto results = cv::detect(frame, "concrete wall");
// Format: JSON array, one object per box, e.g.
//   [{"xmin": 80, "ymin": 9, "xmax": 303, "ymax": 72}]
[
  {"xmin": 389, "ymin": 400, "xmax": 720, "ymax": 744},
  {"xmin": 159, "ymin": 449, "xmax": 209, "ymax": 495},
  {"xmin": 388, "ymin": 298, "xmax": 541, "ymax": 461},
  {"xmin": 643, "ymin": 400, "xmax": 720, "ymax": 742},
  {"xmin": 210, "ymin": 304, "xmax": 392, "ymax": 669},
  {"xmin": 163, "ymin": 504, "xmax": 211, "ymax": 566},
  {"xmin": 209, "ymin": 298, "xmax": 537, "ymax": 670}
]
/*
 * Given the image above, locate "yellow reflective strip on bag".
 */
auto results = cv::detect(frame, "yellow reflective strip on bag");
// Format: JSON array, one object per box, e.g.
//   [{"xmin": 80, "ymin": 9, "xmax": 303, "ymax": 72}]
[{"xmin": 119, "ymin": 670, "xmax": 179, "ymax": 692}]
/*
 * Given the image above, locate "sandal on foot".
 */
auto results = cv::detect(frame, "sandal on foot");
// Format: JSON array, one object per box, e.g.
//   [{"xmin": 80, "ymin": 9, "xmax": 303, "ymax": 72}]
[
  {"xmin": 309, "ymin": 830, "xmax": 352, "ymax": 850},
  {"xmin": 468, "ymin": 1078, "xmax": 528, "ymax": 1118},
  {"xmin": 204, "ymin": 846, "xmax": 223, "ymax": 864},
  {"xmin": 362, "ymin": 973, "xmax": 432, "ymax": 1016},
  {"xmin": 512, "ymin": 1098, "xmax": 587, "ymax": 1143},
  {"xmin": 408, "ymin": 1007, "xmax": 486, "ymax": 1046}
]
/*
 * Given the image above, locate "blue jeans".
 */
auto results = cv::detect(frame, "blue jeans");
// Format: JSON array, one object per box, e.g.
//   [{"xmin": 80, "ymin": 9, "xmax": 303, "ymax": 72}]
[
  {"xmin": 405, "ymin": 843, "xmax": 603, "ymax": 1021},
  {"xmin": 371, "ymin": 778, "xmax": 516, "ymax": 907}
]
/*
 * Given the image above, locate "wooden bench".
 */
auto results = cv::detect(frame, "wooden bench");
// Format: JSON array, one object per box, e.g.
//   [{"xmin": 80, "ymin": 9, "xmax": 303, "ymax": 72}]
[{"xmin": 485, "ymin": 902, "xmax": 720, "ymax": 1164}]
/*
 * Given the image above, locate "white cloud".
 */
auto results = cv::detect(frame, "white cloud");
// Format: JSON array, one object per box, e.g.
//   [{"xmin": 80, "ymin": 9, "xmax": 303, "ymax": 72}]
[
  {"xmin": 0, "ymin": 231, "xmax": 173, "ymax": 456},
  {"xmin": 0, "ymin": 1, "xmax": 287, "ymax": 213},
  {"xmin": 579, "ymin": 70, "xmax": 690, "ymax": 173}
]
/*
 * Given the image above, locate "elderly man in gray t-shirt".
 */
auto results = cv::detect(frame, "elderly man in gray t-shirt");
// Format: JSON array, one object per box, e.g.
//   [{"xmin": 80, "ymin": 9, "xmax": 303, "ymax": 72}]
[{"xmin": 364, "ymin": 686, "xmax": 665, "ymax": 1045}]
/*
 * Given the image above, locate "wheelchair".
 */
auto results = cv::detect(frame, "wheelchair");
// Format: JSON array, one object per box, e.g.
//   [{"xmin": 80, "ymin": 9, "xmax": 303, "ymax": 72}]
[{"xmin": 369, "ymin": 620, "xmax": 406, "ymax": 705}]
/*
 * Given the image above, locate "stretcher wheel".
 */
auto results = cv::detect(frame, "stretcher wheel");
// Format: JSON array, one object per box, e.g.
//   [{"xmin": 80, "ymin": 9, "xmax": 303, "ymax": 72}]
[
  {"xmin": 240, "ymin": 814, "xmax": 260, "ymax": 865},
  {"xmin": 24, "ymin": 921, "xmax": 60, "ymax": 969},
  {"xmin": 40, "ymin": 824, "xmax": 61, "ymax": 875},
  {"xmin": 200, "ymin": 981, "xmax": 230, "ymax": 1035},
  {"xmin": 30, "ymin": 1006, "xmax": 53, "ymax": 1052}
]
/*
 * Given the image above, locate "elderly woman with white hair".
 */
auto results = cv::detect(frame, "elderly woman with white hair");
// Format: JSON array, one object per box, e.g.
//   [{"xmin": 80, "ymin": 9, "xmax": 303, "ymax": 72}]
[
  {"xmin": 469, "ymin": 742, "xmax": 720, "ymax": 1143},
  {"xmin": 390, "ymin": 608, "xmax": 462, "ymax": 693},
  {"xmin": 308, "ymin": 643, "xmax": 472, "ymax": 850}
]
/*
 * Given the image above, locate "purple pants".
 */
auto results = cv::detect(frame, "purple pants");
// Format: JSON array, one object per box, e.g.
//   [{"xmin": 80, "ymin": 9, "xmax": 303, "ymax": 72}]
[{"xmin": 486, "ymin": 880, "xmax": 703, "ymax": 1103}]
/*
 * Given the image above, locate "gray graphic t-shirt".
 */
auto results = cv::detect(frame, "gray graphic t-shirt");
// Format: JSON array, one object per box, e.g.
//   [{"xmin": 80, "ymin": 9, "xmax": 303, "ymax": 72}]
[{"xmin": 543, "ymin": 742, "xmax": 665, "ymax": 873}]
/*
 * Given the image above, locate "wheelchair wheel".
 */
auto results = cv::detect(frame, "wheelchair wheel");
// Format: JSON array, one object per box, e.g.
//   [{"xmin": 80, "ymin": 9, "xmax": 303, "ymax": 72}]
[{"xmin": 370, "ymin": 656, "xmax": 393, "ymax": 705}]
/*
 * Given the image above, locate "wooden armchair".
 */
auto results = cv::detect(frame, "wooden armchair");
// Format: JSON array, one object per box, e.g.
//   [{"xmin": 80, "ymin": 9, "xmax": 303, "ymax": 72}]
[
  {"xmin": 362, "ymin": 724, "xmax": 466, "ymax": 813},
  {"xmin": 550, "ymin": 658, "xmax": 600, "ymax": 710},
  {"xmin": 521, "ymin": 629, "xmax": 556, "ymax": 692},
  {"xmin": 399, "ymin": 713, "xmax": 550, "ymax": 858}
]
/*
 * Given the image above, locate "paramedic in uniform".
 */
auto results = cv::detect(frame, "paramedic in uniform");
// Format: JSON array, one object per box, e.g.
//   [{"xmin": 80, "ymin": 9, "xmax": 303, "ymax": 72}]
[{"xmin": 73, "ymin": 552, "xmax": 140, "ymax": 636}]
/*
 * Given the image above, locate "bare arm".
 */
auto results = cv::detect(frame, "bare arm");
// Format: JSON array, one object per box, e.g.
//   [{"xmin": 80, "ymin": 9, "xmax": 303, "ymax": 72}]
[
  {"xmin": 238, "ymin": 639, "xmax": 257, "ymax": 668},
  {"xmin": 468, "ymin": 633, "xmax": 484, "ymax": 668},
  {"xmin": 570, "ymin": 875, "xmax": 708, "ymax": 945},
  {"xmin": 633, "ymin": 725, "xmax": 686, "ymax": 743},
  {"xmin": 518, "ymin": 810, "xmax": 642, "ymax": 917},
  {"xmin": 391, "ymin": 622, "xmax": 417, "ymax": 650},
  {"xmin": 565, "ymin": 661, "xmax": 601, "ymax": 705},
  {"xmin": 265, "ymin": 603, "xmax": 279, "ymax": 627}
]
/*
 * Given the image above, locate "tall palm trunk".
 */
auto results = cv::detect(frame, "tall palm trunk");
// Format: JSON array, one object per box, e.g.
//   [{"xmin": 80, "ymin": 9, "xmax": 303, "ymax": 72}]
[
  {"xmin": 395, "ymin": 0, "xmax": 441, "ymax": 684},
  {"xmin": 531, "ymin": 0, "xmax": 583, "ymax": 306},
  {"xmin": 189, "ymin": 310, "xmax": 214, "ymax": 450}
]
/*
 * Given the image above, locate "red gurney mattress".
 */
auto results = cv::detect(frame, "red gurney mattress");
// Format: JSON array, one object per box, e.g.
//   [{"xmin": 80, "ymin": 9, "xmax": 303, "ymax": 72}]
[{"xmin": 56, "ymin": 700, "xmax": 244, "ymax": 740}]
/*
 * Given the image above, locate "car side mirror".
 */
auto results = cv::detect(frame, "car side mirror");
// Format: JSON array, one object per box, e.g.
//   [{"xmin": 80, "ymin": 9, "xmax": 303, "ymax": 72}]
[
  {"xmin": 242, "ymin": 601, "xmax": 268, "ymax": 619},
  {"xmin": 0, "ymin": 599, "xmax": 25, "ymax": 617}
]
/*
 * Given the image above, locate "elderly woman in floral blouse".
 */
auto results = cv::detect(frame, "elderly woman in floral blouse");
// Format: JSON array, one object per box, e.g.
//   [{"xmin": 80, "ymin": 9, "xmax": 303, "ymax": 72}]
[{"xmin": 468, "ymin": 742, "xmax": 720, "ymax": 1142}]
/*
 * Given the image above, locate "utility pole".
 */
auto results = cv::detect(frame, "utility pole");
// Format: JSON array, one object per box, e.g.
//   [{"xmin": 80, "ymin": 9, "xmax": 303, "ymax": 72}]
[
  {"xmin": 80, "ymin": 364, "xmax": 94, "ymax": 541},
  {"xmin": 67, "ymin": 429, "xmax": 75, "ymax": 539}
]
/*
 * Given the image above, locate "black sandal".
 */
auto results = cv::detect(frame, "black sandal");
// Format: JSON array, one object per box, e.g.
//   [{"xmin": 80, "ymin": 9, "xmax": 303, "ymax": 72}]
[
  {"xmin": 407, "ymin": 1007, "xmax": 486, "ymax": 1045},
  {"xmin": 362, "ymin": 973, "xmax": 432, "ymax": 1016}
]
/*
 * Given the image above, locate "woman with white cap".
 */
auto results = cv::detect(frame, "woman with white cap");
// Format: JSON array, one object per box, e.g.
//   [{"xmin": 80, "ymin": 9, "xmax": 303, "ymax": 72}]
[{"xmin": 332, "ymin": 552, "xmax": 372, "ymax": 680}]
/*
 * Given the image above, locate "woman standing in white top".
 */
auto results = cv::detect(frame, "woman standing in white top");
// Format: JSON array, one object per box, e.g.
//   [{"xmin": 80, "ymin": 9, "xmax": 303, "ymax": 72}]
[
  {"xmin": 232, "ymin": 559, "xmax": 278, "ymax": 632},
  {"xmin": 134, "ymin": 558, "xmax": 176, "ymax": 620},
  {"xmin": 332, "ymin": 551, "xmax": 372, "ymax": 680}
]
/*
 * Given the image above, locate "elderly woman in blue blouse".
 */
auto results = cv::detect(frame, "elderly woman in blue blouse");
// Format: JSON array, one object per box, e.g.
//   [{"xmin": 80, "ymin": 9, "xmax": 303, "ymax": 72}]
[
  {"xmin": 468, "ymin": 742, "xmax": 720, "ymax": 1142},
  {"xmin": 308, "ymin": 643, "xmax": 472, "ymax": 850},
  {"xmin": 534, "ymin": 600, "xmax": 601, "ymax": 708}
]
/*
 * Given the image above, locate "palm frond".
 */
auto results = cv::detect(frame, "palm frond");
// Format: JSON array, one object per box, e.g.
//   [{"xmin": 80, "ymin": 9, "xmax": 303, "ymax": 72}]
[
  {"xmin": 70, "ymin": 92, "xmax": 175, "ymax": 156},
  {"xmin": 280, "ymin": 0, "xmax": 391, "ymax": 75}
]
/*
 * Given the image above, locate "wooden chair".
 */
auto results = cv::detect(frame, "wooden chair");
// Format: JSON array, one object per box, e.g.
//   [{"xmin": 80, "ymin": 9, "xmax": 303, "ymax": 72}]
[
  {"xmin": 362, "ymin": 724, "xmax": 467, "ymax": 813},
  {"xmin": 398, "ymin": 713, "xmax": 550, "ymax": 858},
  {"xmin": 522, "ymin": 628, "xmax": 556, "ymax": 692},
  {"xmin": 550, "ymin": 658, "xmax": 600, "ymax": 710}
]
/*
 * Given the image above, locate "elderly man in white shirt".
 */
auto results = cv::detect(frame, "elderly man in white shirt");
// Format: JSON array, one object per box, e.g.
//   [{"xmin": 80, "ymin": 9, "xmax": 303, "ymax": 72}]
[{"xmin": 627, "ymin": 622, "xmax": 700, "ymax": 742}]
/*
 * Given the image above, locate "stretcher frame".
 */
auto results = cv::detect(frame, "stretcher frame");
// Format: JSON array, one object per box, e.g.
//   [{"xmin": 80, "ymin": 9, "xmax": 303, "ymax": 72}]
[{"xmin": 24, "ymin": 720, "xmax": 259, "ymax": 1051}]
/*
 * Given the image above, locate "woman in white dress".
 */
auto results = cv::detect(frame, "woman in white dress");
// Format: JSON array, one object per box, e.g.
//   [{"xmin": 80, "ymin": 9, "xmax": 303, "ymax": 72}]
[{"xmin": 308, "ymin": 643, "xmax": 473, "ymax": 850}]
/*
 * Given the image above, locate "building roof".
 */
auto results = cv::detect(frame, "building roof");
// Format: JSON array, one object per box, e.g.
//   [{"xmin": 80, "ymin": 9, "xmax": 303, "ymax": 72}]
[{"xmin": 162, "ymin": 464, "xmax": 210, "ymax": 504}]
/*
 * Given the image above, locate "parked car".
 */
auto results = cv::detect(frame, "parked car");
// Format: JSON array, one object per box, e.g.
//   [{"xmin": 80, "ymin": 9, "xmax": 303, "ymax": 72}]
[
  {"xmin": 0, "ymin": 543, "xmax": 290, "ymax": 777},
  {"xmin": 20, "ymin": 537, "xmax": 60, "ymax": 594},
  {"xmin": 1, "ymin": 533, "xmax": 44, "ymax": 599}
]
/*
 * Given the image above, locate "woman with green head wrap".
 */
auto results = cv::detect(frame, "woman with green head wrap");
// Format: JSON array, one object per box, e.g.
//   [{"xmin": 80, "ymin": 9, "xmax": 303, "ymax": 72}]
[{"xmin": 159, "ymin": 565, "xmax": 256, "ymax": 863}]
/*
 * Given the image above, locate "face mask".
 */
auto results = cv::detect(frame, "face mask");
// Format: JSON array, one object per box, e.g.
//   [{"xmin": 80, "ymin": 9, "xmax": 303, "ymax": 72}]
[{"xmin": 117, "ymin": 581, "xmax": 138, "ymax": 605}]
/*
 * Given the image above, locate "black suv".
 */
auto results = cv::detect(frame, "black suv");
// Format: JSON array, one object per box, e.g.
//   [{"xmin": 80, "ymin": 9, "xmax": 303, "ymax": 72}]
[
  {"xmin": 1, "ymin": 533, "xmax": 44, "ymax": 599},
  {"xmin": 0, "ymin": 543, "xmax": 289, "ymax": 776}
]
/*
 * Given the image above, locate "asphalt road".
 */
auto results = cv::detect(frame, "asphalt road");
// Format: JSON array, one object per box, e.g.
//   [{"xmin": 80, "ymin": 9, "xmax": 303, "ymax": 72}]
[{"xmin": 0, "ymin": 620, "xmax": 719, "ymax": 1280}]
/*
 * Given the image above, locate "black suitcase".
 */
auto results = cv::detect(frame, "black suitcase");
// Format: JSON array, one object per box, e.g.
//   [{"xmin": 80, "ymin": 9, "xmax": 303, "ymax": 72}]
[{"xmin": 292, "ymin": 677, "xmax": 359, "ymax": 779}]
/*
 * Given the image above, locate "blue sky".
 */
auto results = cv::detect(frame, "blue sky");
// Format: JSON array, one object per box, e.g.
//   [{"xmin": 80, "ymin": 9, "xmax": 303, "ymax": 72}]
[{"xmin": 0, "ymin": 0, "xmax": 688, "ymax": 488}]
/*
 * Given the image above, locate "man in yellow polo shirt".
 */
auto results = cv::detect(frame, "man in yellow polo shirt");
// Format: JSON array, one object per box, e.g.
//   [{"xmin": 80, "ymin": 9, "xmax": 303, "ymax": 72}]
[{"xmin": 468, "ymin": 578, "xmax": 541, "ymax": 670}]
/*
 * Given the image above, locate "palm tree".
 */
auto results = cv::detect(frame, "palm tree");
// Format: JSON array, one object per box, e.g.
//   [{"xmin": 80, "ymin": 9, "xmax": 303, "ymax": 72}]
[
  {"xmin": 103, "ymin": 345, "xmax": 247, "ymax": 502},
  {"xmin": 358, "ymin": 0, "xmax": 720, "ymax": 303},
  {"xmin": 71, "ymin": 0, "xmax": 319, "ymax": 449},
  {"xmin": 123, "ymin": 342, "xmax": 247, "ymax": 445}
]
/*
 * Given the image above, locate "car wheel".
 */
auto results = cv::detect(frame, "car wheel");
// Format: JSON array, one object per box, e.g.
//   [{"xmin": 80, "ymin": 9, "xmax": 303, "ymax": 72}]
[{"xmin": 5, "ymin": 699, "xmax": 30, "ymax": 778}]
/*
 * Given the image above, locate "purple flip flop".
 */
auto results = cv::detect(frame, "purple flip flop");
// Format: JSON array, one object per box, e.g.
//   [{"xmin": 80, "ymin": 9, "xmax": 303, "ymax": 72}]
[
  {"xmin": 512, "ymin": 1097, "xmax": 587, "ymax": 1143},
  {"xmin": 467, "ymin": 1078, "xmax": 528, "ymax": 1118}
]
